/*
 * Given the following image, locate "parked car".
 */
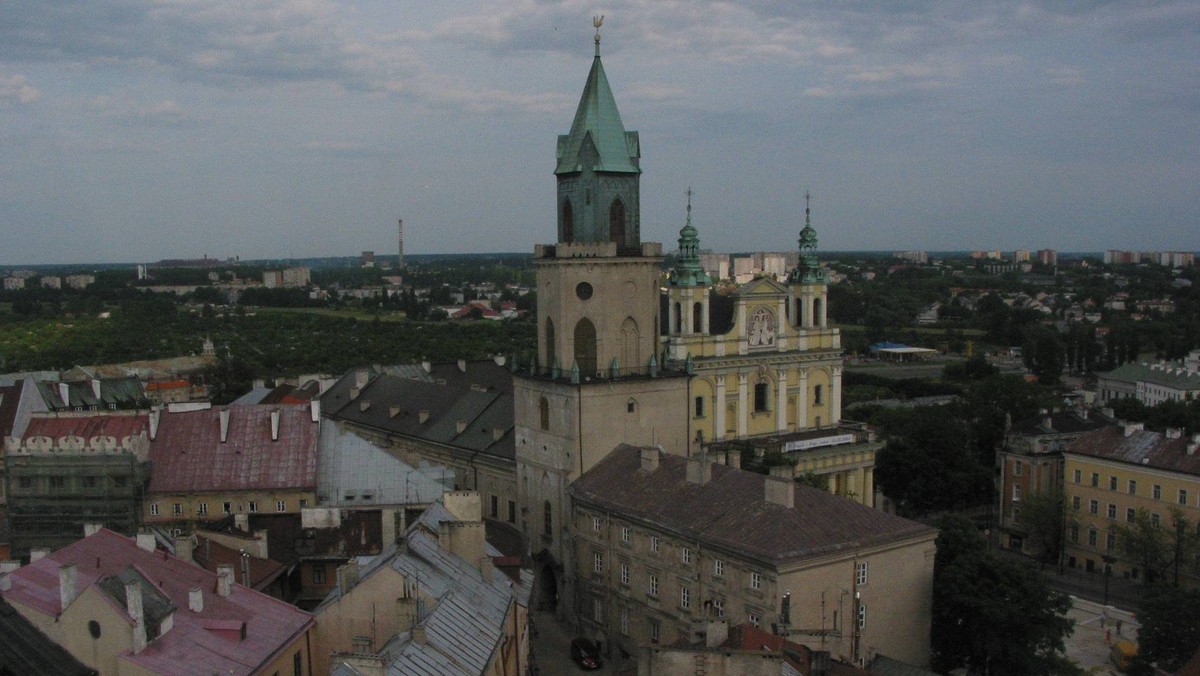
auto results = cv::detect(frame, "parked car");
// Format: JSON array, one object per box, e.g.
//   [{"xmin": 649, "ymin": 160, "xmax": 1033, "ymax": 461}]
[{"xmin": 570, "ymin": 638, "xmax": 602, "ymax": 671}]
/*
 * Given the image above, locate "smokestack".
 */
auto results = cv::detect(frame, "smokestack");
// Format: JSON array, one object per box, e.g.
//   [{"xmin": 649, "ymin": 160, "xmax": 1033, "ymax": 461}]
[
  {"xmin": 219, "ymin": 409, "xmax": 230, "ymax": 443},
  {"xmin": 189, "ymin": 587, "xmax": 204, "ymax": 613},
  {"xmin": 126, "ymin": 580, "xmax": 147, "ymax": 653},
  {"xmin": 270, "ymin": 409, "xmax": 280, "ymax": 441},
  {"xmin": 59, "ymin": 564, "xmax": 78, "ymax": 610},
  {"xmin": 216, "ymin": 565, "xmax": 234, "ymax": 597}
]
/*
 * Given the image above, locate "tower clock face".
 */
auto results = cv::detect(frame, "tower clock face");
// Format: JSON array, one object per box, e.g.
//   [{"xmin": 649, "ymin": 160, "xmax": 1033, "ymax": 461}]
[{"xmin": 576, "ymin": 282, "xmax": 594, "ymax": 300}]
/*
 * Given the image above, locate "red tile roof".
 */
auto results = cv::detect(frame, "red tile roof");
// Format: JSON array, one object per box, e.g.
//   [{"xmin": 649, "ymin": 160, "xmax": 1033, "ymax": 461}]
[
  {"xmin": 192, "ymin": 536, "xmax": 285, "ymax": 592},
  {"xmin": 23, "ymin": 413, "xmax": 149, "ymax": 441},
  {"xmin": 148, "ymin": 404, "xmax": 318, "ymax": 494},
  {"xmin": 1, "ymin": 529, "xmax": 312, "ymax": 675}
]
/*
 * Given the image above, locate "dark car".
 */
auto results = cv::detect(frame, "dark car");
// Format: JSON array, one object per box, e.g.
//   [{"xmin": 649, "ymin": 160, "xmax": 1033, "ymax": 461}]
[{"xmin": 570, "ymin": 637, "xmax": 602, "ymax": 671}]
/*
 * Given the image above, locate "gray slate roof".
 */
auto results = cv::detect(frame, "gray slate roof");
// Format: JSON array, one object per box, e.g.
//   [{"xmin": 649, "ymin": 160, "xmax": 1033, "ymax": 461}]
[{"xmin": 317, "ymin": 422, "xmax": 453, "ymax": 507}]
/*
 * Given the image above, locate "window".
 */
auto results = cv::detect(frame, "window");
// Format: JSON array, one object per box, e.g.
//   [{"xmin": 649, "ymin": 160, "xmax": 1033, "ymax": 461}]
[
  {"xmin": 1091, "ymin": 473, "xmax": 1099, "ymax": 487},
  {"xmin": 300, "ymin": 499, "xmax": 309, "ymax": 508},
  {"xmin": 594, "ymin": 552, "xmax": 603, "ymax": 574},
  {"xmin": 508, "ymin": 500, "xmax": 516, "ymax": 523},
  {"xmin": 1107, "ymin": 532, "xmax": 1116, "ymax": 551},
  {"xmin": 1109, "ymin": 476, "xmax": 1118, "ymax": 490},
  {"xmin": 539, "ymin": 397, "xmax": 550, "ymax": 431},
  {"xmin": 1014, "ymin": 460, "xmax": 1022, "ymax": 476},
  {"xmin": 620, "ymin": 608, "xmax": 629, "ymax": 636},
  {"xmin": 276, "ymin": 500, "xmax": 286, "ymax": 512},
  {"xmin": 649, "ymin": 618, "xmax": 661, "ymax": 643},
  {"xmin": 754, "ymin": 382, "xmax": 768, "ymax": 412},
  {"xmin": 1151, "ymin": 512, "xmax": 1161, "ymax": 527},
  {"xmin": 592, "ymin": 597, "xmax": 603, "ymax": 622},
  {"xmin": 1107, "ymin": 504, "xmax": 1117, "ymax": 519},
  {"xmin": 198, "ymin": 503, "xmax": 208, "ymax": 515},
  {"xmin": 682, "ymin": 548, "xmax": 692, "ymax": 564},
  {"xmin": 857, "ymin": 603, "xmax": 867, "ymax": 629},
  {"xmin": 1013, "ymin": 484, "xmax": 1021, "ymax": 502},
  {"xmin": 17, "ymin": 477, "xmax": 32, "ymax": 489},
  {"xmin": 490, "ymin": 495, "xmax": 498, "ymax": 518},
  {"xmin": 1181, "ymin": 489, "xmax": 1189, "ymax": 506},
  {"xmin": 1070, "ymin": 524, "xmax": 1079, "ymax": 542},
  {"xmin": 714, "ymin": 559, "xmax": 724, "ymax": 577},
  {"xmin": 814, "ymin": 384, "xmax": 824, "ymax": 405},
  {"xmin": 749, "ymin": 612, "xmax": 761, "ymax": 628},
  {"xmin": 313, "ymin": 564, "xmax": 326, "ymax": 584},
  {"xmin": 627, "ymin": 399, "xmax": 636, "ymax": 413},
  {"xmin": 713, "ymin": 598, "xmax": 724, "ymax": 618},
  {"xmin": 651, "ymin": 536, "xmax": 659, "ymax": 553},
  {"xmin": 294, "ymin": 651, "xmax": 302, "ymax": 676},
  {"xmin": 1073, "ymin": 469, "xmax": 1081, "ymax": 484},
  {"xmin": 695, "ymin": 396, "xmax": 704, "ymax": 418},
  {"xmin": 1154, "ymin": 484, "xmax": 1162, "ymax": 500},
  {"xmin": 249, "ymin": 501, "xmax": 258, "ymax": 513},
  {"xmin": 1072, "ymin": 496, "xmax": 1081, "ymax": 510},
  {"xmin": 1128, "ymin": 480, "xmax": 1137, "ymax": 495},
  {"xmin": 1088, "ymin": 529, "xmax": 1097, "ymax": 546},
  {"xmin": 621, "ymin": 527, "xmax": 630, "ymax": 543},
  {"xmin": 856, "ymin": 561, "xmax": 868, "ymax": 585},
  {"xmin": 1089, "ymin": 500, "xmax": 1098, "ymax": 515},
  {"xmin": 150, "ymin": 503, "xmax": 159, "ymax": 516},
  {"xmin": 543, "ymin": 501, "xmax": 553, "ymax": 537},
  {"xmin": 1127, "ymin": 507, "xmax": 1136, "ymax": 523},
  {"xmin": 648, "ymin": 574, "xmax": 658, "ymax": 597},
  {"xmin": 173, "ymin": 503, "xmax": 183, "ymax": 516},
  {"xmin": 680, "ymin": 586, "xmax": 691, "ymax": 610},
  {"xmin": 593, "ymin": 516, "xmax": 602, "ymax": 531},
  {"xmin": 750, "ymin": 571, "xmax": 761, "ymax": 590},
  {"xmin": 620, "ymin": 563, "xmax": 629, "ymax": 586},
  {"xmin": 223, "ymin": 502, "xmax": 232, "ymax": 514},
  {"xmin": 50, "ymin": 475, "xmax": 65, "ymax": 489}
]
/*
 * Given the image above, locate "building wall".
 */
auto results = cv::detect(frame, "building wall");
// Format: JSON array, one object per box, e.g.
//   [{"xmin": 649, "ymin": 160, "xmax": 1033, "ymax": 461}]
[
  {"xmin": 9, "ymin": 584, "xmax": 135, "ymax": 676},
  {"xmin": 312, "ymin": 565, "xmax": 409, "ymax": 676},
  {"xmin": 144, "ymin": 489, "xmax": 316, "ymax": 524},
  {"xmin": 1064, "ymin": 452, "xmax": 1200, "ymax": 582}
]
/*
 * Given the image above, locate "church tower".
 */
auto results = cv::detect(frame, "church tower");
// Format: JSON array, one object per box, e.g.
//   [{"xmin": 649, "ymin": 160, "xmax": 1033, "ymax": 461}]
[{"xmin": 513, "ymin": 22, "xmax": 690, "ymax": 611}]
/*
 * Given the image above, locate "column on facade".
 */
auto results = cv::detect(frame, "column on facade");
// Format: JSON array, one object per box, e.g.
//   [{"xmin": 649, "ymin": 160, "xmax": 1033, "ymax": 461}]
[
  {"xmin": 828, "ymin": 471, "xmax": 839, "ymax": 495},
  {"xmin": 702, "ymin": 294, "xmax": 710, "ymax": 334},
  {"xmin": 681, "ymin": 292, "xmax": 691, "ymax": 336},
  {"xmin": 796, "ymin": 369, "xmax": 809, "ymax": 429},
  {"xmin": 862, "ymin": 467, "xmax": 875, "ymax": 507},
  {"xmin": 800, "ymin": 293, "xmax": 812, "ymax": 329},
  {"xmin": 736, "ymin": 304, "xmax": 747, "ymax": 353},
  {"xmin": 775, "ymin": 369, "xmax": 788, "ymax": 432},
  {"xmin": 715, "ymin": 375, "xmax": 727, "ymax": 441},
  {"xmin": 831, "ymin": 366, "xmax": 842, "ymax": 424},
  {"xmin": 776, "ymin": 297, "xmax": 788, "ymax": 345},
  {"xmin": 737, "ymin": 373, "xmax": 749, "ymax": 437},
  {"xmin": 819, "ymin": 293, "xmax": 828, "ymax": 328}
]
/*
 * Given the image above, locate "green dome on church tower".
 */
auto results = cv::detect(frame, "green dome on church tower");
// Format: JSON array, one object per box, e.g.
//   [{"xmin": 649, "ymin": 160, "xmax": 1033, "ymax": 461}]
[
  {"xmin": 788, "ymin": 192, "xmax": 830, "ymax": 284},
  {"xmin": 667, "ymin": 189, "xmax": 711, "ymax": 287}
]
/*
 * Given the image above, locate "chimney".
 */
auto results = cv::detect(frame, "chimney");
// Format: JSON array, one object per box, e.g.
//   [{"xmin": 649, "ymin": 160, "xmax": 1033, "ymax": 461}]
[
  {"xmin": 687, "ymin": 454, "xmax": 712, "ymax": 485},
  {"xmin": 233, "ymin": 513, "xmax": 249, "ymax": 532},
  {"xmin": 148, "ymin": 409, "xmax": 160, "ymax": 441},
  {"xmin": 354, "ymin": 369, "xmax": 369, "ymax": 390},
  {"xmin": 493, "ymin": 354, "xmax": 506, "ymax": 366},
  {"xmin": 270, "ymin": 409, "xmax": 280, "ymax": 441},
  {"xmin": 1166, "ymin": 428, "xmax": 1183, "ymax": 440},
  {"xmin": 457, "ymin": 359, "xmax": 467, "ymax": 373},
  {"xmin": 83, "ymin": 523, "xmax": 104, "ymax": 537},
  {"xmin": 765, "ymin": 476, "xmax": 795, "ymax": 508},
  {"xmin": 640, "ymin": 447, "xmax": 660, "ymax": 472},
  {"xmin": 438, "ymin": 522, "xmax": 451, "ymax": 552},
  {"xmin": 336, "ymin": 560, "xmax": 360, "ymax": 595},
  {"xmin": 58, "ymin": 382, "xmax": 70, "ymax": 406},
  {"xmin": 136, "ymin": 533, "xmax": 156, "ymax": 552},
  {"xmin": 59, "ymin": 564, "xmax": 78, "ymax": 610},
  {"xmin": 310, "ymin": 399, "xmax": 321, "ymax": 422},
  {"xmin": 30, "ymin": 547, "xmax": 49, "ymax": 563},
  {"xmin": 412, "ymin": 625, "xmax": 427, "ymax": 645},
  {"xmin": 350, "ymin": 386, "xmax": 361, "ymax": 400},
  {"xmin": 770, "ymin": 464, "xmax": 796, "ymax": 480},
  {"xmin": 173, "ymin": 534, "xmax": 194, "ymax": 563},
  {"xmin": 1124, "ymin": 422, "xmax": 1144, "ymax": 437},
  {"xmin": 419, "ymin": 410, "xmax": 430, "ymax": 424},
  {"xmin": 90, "ymin": 378, "xmax": 102, "ymax": 400},
  {"xmin": 479, "ymin": 556, "xmax": 495, "ymax": 583},
  {"xmin": 359, "ymin": 400, "xmax": 371, "ymax": 412},
  {"xmin": 126, "ymin": 580, "xmax": 147, "ymax": 653},
  {"xmin": 216, "ymin": 565, "xmax": 234, "ymax": 597},
  {"xmin": 219, "ymin": 409, "xmax": 230, "ymax": 443},
  {"xmin": 1188, "ymin": 442, "xmax": 1198, "ymax": 457},
  {"xmin": 188, "ymin": 587, "xmax": 204, "ymax": 613}
]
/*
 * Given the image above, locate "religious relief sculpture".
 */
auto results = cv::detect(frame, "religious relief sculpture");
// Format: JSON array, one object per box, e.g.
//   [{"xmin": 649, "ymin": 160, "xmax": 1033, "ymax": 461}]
[{"xmin": 748, "ymin": 307, "xmax": 776, "ymax": 347}]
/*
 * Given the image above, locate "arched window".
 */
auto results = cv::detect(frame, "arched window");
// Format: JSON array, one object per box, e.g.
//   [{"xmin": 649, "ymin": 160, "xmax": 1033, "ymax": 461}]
[
  {"xmin": 813, "ymin": 297, "xmax": 823, "ymax": 328},
  {"xmin": 795, "ymin": 298, "xmax": 804, "ymax": 327},
  {"xmin": 609, "ymin": 197, "xmax": 626, "ymax": 246},
  {"xmin": 561, "ymin": 199, "xmax": 574, "ymax": 242},
  {"xmin": 543, "ymin": 501, "xmax": 553, "ymax": 537},
  {"xmin": 814, "ymin": 384, "xmax": 824, "ymax": 405},
  {"xmin": 574, "ymin": 318, "xmax": 598, "ymax": 375},
  {"xmin": 621, "ymin": 317, "xmax": 639, "ymax": 372},
  {"xmin": 692, "ymin": 302, "xmax": 703, "ymax": 333},
  {"xmin": 754, "ymin": 381, "xmax": 769, "ymax": 412},
  {"xmin": 627, "ymin": 398, "xmax": 637, "ymax": 413},
  {"xmin": 539, "ymin": 397, "xmax": 550, "ymax": 431},
  {"xmin": 673, "ymin": 302, "xmax": 682, "ymax": 334},
  {"xmin": 545, "ymin": 318, "xmax": 556, "ymax": 371}
]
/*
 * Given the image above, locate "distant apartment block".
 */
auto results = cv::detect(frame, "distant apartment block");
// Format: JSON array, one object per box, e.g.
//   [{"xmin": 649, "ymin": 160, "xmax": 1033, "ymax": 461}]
[
  {"xmin": 971, "ymin": 250, "xmax": 1002, "ymax": 260},
  {"xmin": 3, "ymin": 277, "xmax": 25, "ymax": 291},
  {"xmin": 40, "ymin": 276, "xmax": 61, "ymax": 289},
  {"xmin": 700, "ymin": 253, "xmax": 729, "ymax": 281},
  {"xmin": 1037, "ymin": 249, "xmax": 1058, "ymax": 266},
  {"xmin": 361, "ymin": 251, "xmax": 375, "ymax": 267},
  {"xmin": 263, "ymin": 266, "xmax": 311, "ymax": 289},
  {"xmin": 893, "ymin": 251, "xmax": 929, "ymax": 264},
  {"xmin": 64, "ymin": 274, "xmax": 95, "ymax": 290},
  {"xmin": 1105, "ymin": 250, "xmax": 1195, "ymax": 267},
  {"xmin": 1013, "ymin": 249, "xmax": 1031, "ymax": 262}
]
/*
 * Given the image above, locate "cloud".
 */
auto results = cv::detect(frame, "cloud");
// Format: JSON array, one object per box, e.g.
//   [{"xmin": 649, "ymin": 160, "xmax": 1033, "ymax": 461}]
[
  {"xmin": 0, "ymin": 73, "xmax": 41, "ymax": 104},
  {"xmin": 90, "ymin": 94, "xmax": 194, "ymax": 125}
]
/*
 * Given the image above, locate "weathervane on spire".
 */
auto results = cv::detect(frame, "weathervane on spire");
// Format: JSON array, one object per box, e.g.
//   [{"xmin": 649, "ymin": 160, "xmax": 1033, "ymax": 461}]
[
  {"xmin": 805, "ymin": 190, "xmax": 811, "ymax": 218},
  {"xmin": 593, "ymin": 15, "xmax": 604, "ymax": 55},
  {"xmin": 686, "ymin": 187, "xmax": 693, "ymax": 221}
]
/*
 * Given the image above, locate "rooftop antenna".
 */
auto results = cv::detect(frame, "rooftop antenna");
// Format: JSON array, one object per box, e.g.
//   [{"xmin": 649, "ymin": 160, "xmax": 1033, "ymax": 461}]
[{"xmin": 593, "ymin": 15, "xmax": 604, "ymax": 56}]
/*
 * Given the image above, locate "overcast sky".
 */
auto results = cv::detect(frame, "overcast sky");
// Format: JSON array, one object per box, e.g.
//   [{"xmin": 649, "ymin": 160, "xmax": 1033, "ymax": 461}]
[{"xmin": 2, "ymin": 1, "xmax": 1197, "ymax": 265}]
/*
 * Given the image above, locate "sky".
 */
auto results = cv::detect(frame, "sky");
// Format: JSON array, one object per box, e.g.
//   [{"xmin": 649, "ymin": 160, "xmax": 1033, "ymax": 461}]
[{"xmin": 1, "ymin": 1, "xmax": 1197, "ymax": 265}]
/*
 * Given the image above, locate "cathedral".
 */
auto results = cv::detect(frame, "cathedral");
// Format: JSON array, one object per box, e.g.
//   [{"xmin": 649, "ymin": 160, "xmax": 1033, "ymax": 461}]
[{"xmin": 513, "ymin": 26, "xmax": 872, "ymax": 615}]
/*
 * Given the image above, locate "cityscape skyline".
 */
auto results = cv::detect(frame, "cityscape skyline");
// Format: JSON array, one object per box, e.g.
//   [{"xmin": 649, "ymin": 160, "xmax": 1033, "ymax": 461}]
[{"xmin": 2, "ymin": 2, "xmax": 1197, "ymax": 265}]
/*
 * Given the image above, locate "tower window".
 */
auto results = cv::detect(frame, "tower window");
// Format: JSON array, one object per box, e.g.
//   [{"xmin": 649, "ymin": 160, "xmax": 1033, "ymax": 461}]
[
  {"xmin": 543, "ymin": 501, "xmax": 553, "ymax": 537},
  {"xmin": 814, "ymin": 384, "xmax": 823, "ymax": 405},
  {"xmin": 693, "ymin": 302, "xmax": 703, "ymax": 333},
  {"xmin": 562, "ymin": 199, "xmax": 574, "ymax": 242},
  {"xmin": 695, "ymin": 396, "xmax": 704, "ymax": 418},
  {"xmin": 609, "ymin": 197, "xmax": 627, "ymax": 245},
  {"xmin": 627, "ymin": 399, "xmax": 637, "ymax": 413},
  {"xmin": 539, "ymin": 397, "xmax": 550, "ymax": 431},
  {"xmin": 545, "ymin": 318, "xmax": 556, "ymax": 371}
]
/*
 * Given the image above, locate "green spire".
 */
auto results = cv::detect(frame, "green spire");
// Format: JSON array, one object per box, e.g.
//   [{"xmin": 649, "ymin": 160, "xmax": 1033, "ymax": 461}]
[
  {"xmin": 789, "ymin": 192, "xmax": 829, "ymax": 284},
  {"xmin": 555, "ymin": 23, "xmax": 640, "ymax": 176},
  {"xmin": 667, "ymin": 188, "xmax": 711, "ymax": 287}
]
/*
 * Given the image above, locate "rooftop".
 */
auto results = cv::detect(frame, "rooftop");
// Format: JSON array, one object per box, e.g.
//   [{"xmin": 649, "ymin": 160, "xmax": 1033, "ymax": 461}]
[{"xmin": 1066, "ymin": 426, "xmax": 1200, "ymax": 476}]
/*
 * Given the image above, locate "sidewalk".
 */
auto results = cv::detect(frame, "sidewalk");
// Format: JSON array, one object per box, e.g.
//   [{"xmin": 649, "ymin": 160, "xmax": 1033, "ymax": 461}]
[{"xmin": 1063, "ymin": 597, "xmax": 1138, "ymax": 675}]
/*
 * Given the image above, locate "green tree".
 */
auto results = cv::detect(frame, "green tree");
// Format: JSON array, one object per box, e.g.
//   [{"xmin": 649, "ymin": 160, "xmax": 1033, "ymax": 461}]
[
  {"xmin": 1016, "ymin": 487, "xmax": 1067, "ymax": 568},
  {"xmin": 874, "ymin": 413, "xmax": 991, "ymax": 516},
  {"xmin": 932, "ymin": 515, "xmax": 1075, "ymax": 675},
  {"xmin": 1131, "ymin": 586, "xmax": 1200, "ymax": 673}
]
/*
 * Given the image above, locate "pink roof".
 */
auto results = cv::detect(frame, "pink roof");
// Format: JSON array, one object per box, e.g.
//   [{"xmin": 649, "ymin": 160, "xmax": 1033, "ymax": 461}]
[
  {"xmin": 2, "ymin": 529, "xmax": 312, "ymax": 675},
  {"xmin": 148, "ymin": 404, "xmax": 318, "ymax": 494},
  {"xmin": 23, "ymin": 413, "xmax": 148, "ymax": 441}
]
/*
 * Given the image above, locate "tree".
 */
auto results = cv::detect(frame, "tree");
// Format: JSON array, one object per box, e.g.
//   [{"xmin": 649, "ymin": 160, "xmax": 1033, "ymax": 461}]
[
  {"xmin": 932, "ymin": 515, "xmax": 1075, "ymax": 675},
  {"xmin": 1132, "ymin": 586, "xmax": 1200, "ymax": 673},
  {"xmin": 1115, "ymin": 507, "xmax": 1198, "ymax": 585},
  {"xmin": 1023, "ymin": 325, "xmax": 1065, "ymax": 386},
  {"xmin": 1017, "ymin": 487, "xmax": 1067, "ymax": 568},
  {"xmin": 874, "ymin": 412, "xmax": 992, "ymax": 516}
]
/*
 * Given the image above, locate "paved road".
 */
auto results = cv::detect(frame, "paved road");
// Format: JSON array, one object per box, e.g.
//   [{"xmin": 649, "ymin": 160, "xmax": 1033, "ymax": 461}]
[{"xmin": 529, "ymin": 608, "xmax": 629, "ymax": 676}]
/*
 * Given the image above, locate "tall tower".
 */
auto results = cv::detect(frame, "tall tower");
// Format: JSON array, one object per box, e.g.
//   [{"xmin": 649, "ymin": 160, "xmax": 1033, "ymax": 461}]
[
  {"xmin": 513, "ymin": 21, "xmax": 690, "ymax": 611},
  {"xmin": 397, "ymin": 219, "xmax": 405, "ymax": 270}
]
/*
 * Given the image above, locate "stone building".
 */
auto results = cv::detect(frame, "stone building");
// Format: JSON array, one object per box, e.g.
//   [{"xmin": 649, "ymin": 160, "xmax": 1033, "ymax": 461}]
[{"xmin": 569, "ymin": 445, "xmax": 936, "ymax": 669}]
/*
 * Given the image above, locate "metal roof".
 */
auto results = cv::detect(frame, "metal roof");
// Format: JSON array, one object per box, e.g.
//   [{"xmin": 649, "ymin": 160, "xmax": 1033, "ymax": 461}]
[
  {"xmin": 22, "ymin": 413, "xmax": 149, "ymax": 443},
  {"xmin": 317, "ymin": 422, "xmax": 451, "ymax": 507},
  {"xmin": 555, "ymin": 52, "xmax": 640, "ymax": 176}
]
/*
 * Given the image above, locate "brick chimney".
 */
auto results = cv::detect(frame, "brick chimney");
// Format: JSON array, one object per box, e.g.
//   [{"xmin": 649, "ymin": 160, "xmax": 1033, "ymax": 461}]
[
  {"xmin": 765, "ymin": 476, "xmax": 795, "ymax": 508},
  {"xmin": 216, "ymin": 565, "xmax": 234, "ymax": 597},
  {"xmin": 188, "ymin": 587, "xmax": 204, "ymax": 613},
  {"xmin": 126, "ymin": 580, "xmax": 147, "ymax": 653},
  {"xmin": 640, "ymin": 447, "xmax": 660, "ymax": 472},
  {"xmin": 687, "ymin": 453, "xmax": 712, "ymax": 485},
  {"xmin": 59, "ymin": 564, "xmax": 78, "ymax": 610}
]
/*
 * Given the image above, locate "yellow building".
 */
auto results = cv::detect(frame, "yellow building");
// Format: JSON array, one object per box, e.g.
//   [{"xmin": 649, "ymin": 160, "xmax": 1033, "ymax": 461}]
[{"xmin": 1064, "ymin": 423, "xmax": 1200, "ymax": 584}]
